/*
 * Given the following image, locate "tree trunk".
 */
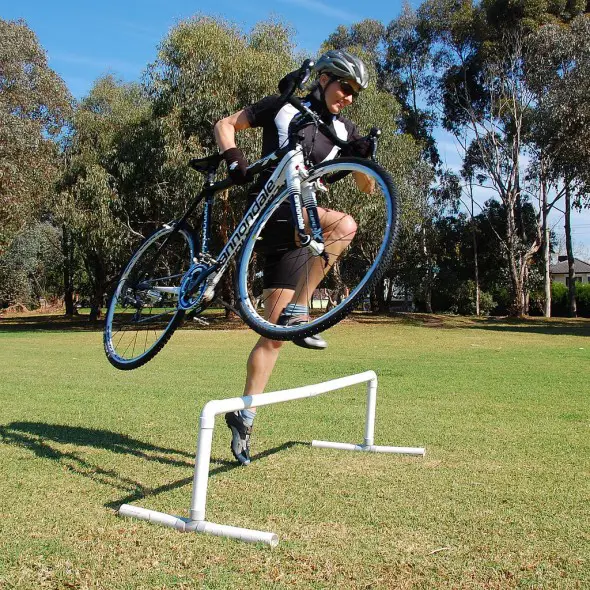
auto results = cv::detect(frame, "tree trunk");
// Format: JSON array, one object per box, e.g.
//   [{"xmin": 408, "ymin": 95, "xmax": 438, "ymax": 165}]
[
  {"xmin": 469, "ymin": 181, "xmax": 480, "ymax": 316},
  {"xmin": 86, "ymin": 251, "xmax": 105, "ymax": 322},
  {"xmin": 62, "ymin": 224, "xmax": 76, "ymax": 316},
  {"xmin": 541, "ymin": 179, "xmax": 551, "ymax": 317},
  {"xmin": 564, "ymin": 182, "xmax": 577, "ymax": 317},
  {"xmin": 421, "ymin": 226, "xmax": 433, "ymax": 313},
  {"xmin": 506, "ymin": 195, "xmax": 525, "ymax": 316}
]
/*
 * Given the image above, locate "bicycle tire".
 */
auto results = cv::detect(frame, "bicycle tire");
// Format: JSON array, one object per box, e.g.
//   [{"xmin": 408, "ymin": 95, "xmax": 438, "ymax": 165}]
[
  {"xmin": 104, "ymin": 224, "xmax": 195, "ymax": 370},
  {"xmin": 236, "ymin": 157, "xmax": 399, "ymax": 341}
]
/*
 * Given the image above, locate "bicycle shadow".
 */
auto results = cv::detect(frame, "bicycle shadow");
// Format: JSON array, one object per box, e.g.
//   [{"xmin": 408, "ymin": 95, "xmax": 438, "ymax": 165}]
[{"xmin": 0, "ymin": 421, "xmax": 305, "ymax": 510}]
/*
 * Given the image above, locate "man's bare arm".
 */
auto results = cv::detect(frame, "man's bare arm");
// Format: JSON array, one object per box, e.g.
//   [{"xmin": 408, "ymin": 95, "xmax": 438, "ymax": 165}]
[
  {"xmin": 353, "ymin": 171, "xmax": 375, "ymax": 194},
  {"xmin": 214, "ymin": 110, "xmax": 251, "ymax": 152}
]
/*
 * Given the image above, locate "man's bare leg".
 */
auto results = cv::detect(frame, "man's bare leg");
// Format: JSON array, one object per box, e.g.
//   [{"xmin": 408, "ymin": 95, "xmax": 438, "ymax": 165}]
[
  {"xmin": 226, "ymin": 287, "xmax": 294, "ymax": 466},
  {"xmin": 243, "ymin": 288, "xmax": 294, "ymax": 397},
  {"xmin": 292, "ymin": 207, "xmax": 357, "ymax": 307}
]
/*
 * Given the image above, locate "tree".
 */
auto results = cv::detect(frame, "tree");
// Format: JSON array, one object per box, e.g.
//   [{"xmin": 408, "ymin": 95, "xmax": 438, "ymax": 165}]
[
  {"xmin": 59, "ymin": 75, "xmax": 164, "ymax": 319},
  {"xmin": 0, "ymin": 222, "xmax": 63, "ymax": 309},
  {"xmin": 0, "ymin": 19, "xmax": 72, "ymax": 254},
  {"xmin": 526, "ymin": 15, "xmax": 590, "ymax": 316},
  {"xmin": 322, "ymin": 22, "xmax": 425, "ymax": 311}
]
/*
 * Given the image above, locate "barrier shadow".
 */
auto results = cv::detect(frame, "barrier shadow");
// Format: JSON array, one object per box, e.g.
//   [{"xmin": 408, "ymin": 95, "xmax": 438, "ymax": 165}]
[{"xmin": 0, "ymin": 421, "xmax": 305, "ymax": 510}]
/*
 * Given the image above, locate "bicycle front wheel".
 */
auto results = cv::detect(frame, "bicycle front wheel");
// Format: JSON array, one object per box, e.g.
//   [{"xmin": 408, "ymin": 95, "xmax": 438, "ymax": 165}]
[
  {"xmin": 236, "ymin": 157, "xmax": 399, "ymax": 341},
  {"xmin": 104, "ymin": 225, "xmax": 195, "ymax": 370}
]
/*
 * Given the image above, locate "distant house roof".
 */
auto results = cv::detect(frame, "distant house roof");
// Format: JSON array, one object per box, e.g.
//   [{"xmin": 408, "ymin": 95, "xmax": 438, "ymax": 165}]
[{"xmin": 550, "ymin": 258, "xmax": 590, "ymax": 274}]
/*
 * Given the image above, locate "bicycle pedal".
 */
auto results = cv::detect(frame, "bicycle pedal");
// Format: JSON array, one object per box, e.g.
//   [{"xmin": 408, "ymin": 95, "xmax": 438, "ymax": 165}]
[{"xmin": 192, "ymin": 316, "xmax": 210, "ymax": 326}]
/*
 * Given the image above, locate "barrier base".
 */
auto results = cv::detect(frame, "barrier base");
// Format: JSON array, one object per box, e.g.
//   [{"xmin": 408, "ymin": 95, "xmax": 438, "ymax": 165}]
[
  {"xmin": 118, "ymin": 504, "xmax": 278, "ymax": 547},
  {"xmin": 312, "ymin": 440, "xmax": 425, "ymax": 455}
]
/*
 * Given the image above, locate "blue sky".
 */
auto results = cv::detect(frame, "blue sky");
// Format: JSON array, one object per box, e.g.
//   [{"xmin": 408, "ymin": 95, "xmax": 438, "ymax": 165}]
[{"xmin": 4, "ymin": 0, "xmax": 590, "ymax": 254}]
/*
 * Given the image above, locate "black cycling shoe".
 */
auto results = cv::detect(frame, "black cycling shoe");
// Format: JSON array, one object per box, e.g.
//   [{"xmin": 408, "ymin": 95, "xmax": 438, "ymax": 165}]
[
  {"xmin": 278, "ymin": 312, "xmax": 328, "ymax": 350},
  {"xmin": 224, "ymin": 411, "xmax": 252, "ymax": 466}
]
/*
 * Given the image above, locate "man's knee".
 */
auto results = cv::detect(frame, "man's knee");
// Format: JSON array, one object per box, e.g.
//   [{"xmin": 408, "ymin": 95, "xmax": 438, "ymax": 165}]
[
  {"xmin": 327, "ymin": 213, "xmax": 357, "ymax": 242},
  {"xmin": 257, "ymin": 337, "xmax": 284, "ymax": 351}
]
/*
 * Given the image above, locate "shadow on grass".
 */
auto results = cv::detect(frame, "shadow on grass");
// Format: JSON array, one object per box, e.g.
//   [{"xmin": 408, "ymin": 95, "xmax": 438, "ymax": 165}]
[
  {"xmin": 0, "ymin": 421, "xmax": 305, "ymax": 510},
  {"xmin": 352, "ymin": 312, "xmax": 590, "ymax": 337},
  {"xmin": 465, "ymin": 316, "xmax": 590, "ymax": 337},
  {"xmin": 0, "ymin": 312, "xmax": 248, "ymax": 333}
]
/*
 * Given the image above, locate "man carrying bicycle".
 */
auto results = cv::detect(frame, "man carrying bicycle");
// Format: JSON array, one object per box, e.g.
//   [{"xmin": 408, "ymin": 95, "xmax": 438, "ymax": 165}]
[{"xmin": 214, "ymin": 50, "xmax": 375, "ymax": 466}]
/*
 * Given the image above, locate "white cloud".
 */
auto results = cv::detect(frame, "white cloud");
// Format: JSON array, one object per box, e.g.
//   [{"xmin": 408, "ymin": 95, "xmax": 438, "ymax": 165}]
[
  {"xmin": 50, "ymin": 52, "xmax": 143, "ymax": 76},
  {"xmin": 278, "ymin": 0, "xmax": 359, "ymax": 23}
]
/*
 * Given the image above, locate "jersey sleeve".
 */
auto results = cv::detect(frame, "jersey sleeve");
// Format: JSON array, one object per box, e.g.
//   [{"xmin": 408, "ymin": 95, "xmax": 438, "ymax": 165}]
[{"xmin": 243, "ymin": 95, "xmax": 282, "ymax": 128}]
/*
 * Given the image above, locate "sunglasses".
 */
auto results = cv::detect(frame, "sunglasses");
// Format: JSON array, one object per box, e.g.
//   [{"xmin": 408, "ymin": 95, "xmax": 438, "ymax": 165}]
[{"xmin": 337, "ymin": 80, "xmax": 360, "ymax": 98}]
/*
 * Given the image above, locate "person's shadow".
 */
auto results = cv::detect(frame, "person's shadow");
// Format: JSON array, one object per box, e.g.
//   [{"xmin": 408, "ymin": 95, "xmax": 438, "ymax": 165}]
[{"xmin": 0, "ymin": 421, "xmax": 303, "ymax": 510}]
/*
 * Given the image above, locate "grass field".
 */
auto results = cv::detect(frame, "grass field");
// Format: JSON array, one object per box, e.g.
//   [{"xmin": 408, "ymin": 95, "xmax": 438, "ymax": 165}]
[{"xmin": 0, "ymin": 313, "xmax": 589, "ymax": 589}]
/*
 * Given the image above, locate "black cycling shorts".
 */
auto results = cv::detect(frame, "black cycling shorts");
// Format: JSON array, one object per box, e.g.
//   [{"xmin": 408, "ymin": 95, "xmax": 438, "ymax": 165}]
[{"xmin": 251, "ymin": 199, "xmax": 306, "ymax": 291}]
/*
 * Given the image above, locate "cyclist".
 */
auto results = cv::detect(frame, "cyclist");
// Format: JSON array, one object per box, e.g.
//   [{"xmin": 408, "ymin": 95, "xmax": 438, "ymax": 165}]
[{"xmin": 214, "ymin": 50, "xmax": 374, "ymax": 465}]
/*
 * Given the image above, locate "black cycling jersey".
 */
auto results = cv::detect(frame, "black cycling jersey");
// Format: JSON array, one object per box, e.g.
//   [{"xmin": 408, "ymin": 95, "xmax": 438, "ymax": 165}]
[
  {"xmin": 244, "ymin": 85, "xmax": 361, "ymax": 168},
  {"xmin": 242, "ymin": 85, "xmax": 362, "ymax": 291}
]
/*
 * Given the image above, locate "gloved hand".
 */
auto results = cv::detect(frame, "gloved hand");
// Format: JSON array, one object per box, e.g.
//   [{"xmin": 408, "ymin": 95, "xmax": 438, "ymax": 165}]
[
  {"xmin": 222, "ymin": 147, "xmax": 250, "ymax": 185},
  {"xmin": 341, "ymin": 137, "xmax": 372, "ymax": 159}
]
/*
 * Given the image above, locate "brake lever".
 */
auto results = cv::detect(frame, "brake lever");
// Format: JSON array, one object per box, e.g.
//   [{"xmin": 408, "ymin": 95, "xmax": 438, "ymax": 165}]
[
  {"xmin": 298, "ymin": 59, "xmax": 315, "ymax": 89},
  {"xmin": 369, "ymin": 127, "xmax": 381, "ymax": 161}
]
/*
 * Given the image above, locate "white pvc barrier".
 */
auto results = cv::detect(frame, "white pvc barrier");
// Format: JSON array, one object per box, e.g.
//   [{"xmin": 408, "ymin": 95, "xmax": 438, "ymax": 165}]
[{"xmin": 119, "ymin": 370, "xmax": 425, "ymax": 547}]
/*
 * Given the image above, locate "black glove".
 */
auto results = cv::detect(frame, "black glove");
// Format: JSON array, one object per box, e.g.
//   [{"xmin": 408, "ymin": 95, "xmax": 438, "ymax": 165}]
[
  {"xmin": 341, "ymin": 137, "xmax": 372, "ymax": 159},
  {"xmin": 222, "ymin": 147, "xmax": 250, "ymax": 185}
]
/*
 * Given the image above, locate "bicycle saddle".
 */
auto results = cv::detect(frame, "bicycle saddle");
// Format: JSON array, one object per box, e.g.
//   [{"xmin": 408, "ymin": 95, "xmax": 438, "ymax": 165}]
[{"xmin": 189, "ymin": 153, "xmax": 222, "ymax": 173}]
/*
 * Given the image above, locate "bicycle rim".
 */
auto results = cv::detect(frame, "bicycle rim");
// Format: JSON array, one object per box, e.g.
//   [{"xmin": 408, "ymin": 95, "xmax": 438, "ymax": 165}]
[
  {"xmin": 236, "ymin": 157, "xmax": 399, "ymax": 340},
  {"xmin": 104, "ymin": 225, "xmax": 195, "ymax": 370}
]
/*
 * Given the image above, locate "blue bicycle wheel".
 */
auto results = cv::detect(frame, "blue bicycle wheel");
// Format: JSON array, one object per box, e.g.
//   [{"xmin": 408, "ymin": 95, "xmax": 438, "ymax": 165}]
[
  {"xmin": 236, "ymin": 157, "xmax": 399, "ymax": 341},
  {"xmin": 104, "ymin": 225, "xmax": 195, "ymax": 370}
]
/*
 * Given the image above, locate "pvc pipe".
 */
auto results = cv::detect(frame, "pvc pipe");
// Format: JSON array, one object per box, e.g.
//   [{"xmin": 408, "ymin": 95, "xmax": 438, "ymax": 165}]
[
  {"xmin": 198, "ymin": 370, "xmax": 377, "ymax": 427},
  {"xmin": 119, "ymin": 504, "xmax": 190, "ymax": 531},
  {"xmin": 311, "ymin": 440, "xmax": 425, "ymax": 456},
  {"xmin": 190, "ymin": 370, "xmax": 378, "ymax": 523},
  {"xmin": 118, "ymin": 505, "xmax": 278, "ymax": 547},
  {"xmin": 364, "ymin": 376, "xmax": 377, "ymax": 447},
  {"xmin": 190, "ymin": 424, "xmax": 214, "ymax": 522}
]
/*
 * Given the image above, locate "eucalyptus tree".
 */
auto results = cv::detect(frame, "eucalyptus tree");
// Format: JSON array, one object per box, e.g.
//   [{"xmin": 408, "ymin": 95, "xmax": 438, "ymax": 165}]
[
  {"xmin": 415, "ymin": 0, "xmax": 588, "ymax": 315},
  {"xmin": 145, "ymin": 16, "xmax": 299, "ymax": 311},
  {"xmin": 321, "ymin": 22, "xmax": 424, "ymax": 310},
  {"xmin": 59, "ymin": 76, "xmax": 155, "ymax": 319},
  {"xmin": 0, "ymin": 18, "xmax": 72, "ymax": 254},
  {"xmin": 526, "ymin": 15, "xmax": 590, "ymax": 316}
]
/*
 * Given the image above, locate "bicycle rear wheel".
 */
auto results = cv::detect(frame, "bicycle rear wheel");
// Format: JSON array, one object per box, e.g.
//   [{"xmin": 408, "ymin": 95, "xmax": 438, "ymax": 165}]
[
  {"xmin": 104, "ymin": 225, "xmax": 195, "ymax": 370},
  {"xmin": 236, "ymin": 157, "xmax": 399, "ymax": 341}
]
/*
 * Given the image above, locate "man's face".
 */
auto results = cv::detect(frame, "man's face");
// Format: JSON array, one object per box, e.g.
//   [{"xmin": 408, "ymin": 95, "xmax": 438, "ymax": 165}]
[{"xmin": 319, "ymin": 74, "xmax": 360, "ymax": 114}]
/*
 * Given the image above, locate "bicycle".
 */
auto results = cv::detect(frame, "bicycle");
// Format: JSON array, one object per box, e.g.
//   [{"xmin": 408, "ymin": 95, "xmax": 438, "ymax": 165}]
[{"xmin": 104, "ymin": 59, "xmax": 400, "ymax": 370}]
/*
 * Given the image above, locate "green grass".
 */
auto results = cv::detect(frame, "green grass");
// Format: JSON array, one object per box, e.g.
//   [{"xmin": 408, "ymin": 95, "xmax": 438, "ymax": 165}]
[{"xmin": 0, "ymin": 314, "xmax": 589, "ymax": 589}]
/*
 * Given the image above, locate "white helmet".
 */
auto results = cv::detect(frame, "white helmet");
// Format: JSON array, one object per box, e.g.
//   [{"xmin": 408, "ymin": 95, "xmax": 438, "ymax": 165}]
[{"xmin": 314, "ymin": 49, "xmax": 369, "ymax": 90}]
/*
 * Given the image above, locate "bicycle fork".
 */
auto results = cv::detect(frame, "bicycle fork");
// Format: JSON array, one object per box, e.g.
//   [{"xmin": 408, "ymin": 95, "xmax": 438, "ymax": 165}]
[{"xmin": 285, "ymin": 153, "xmax": 329, "ymax": 263}]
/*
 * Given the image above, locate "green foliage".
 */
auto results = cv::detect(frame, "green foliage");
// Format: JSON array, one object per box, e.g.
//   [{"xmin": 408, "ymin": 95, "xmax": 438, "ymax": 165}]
[
  {"xmin": 0, "ymin": 223, "xmax": 62, "ymax": 308},
  {"xmin": 527, "ymin": 15, "xmax": 590, "ymax": 201},
  {"xmin": 448, "ymin": 280, "xmax": 497, "ymax": 315},
  {"xmin": 0, "ymin": 18, "xmax": 72, "ymax": 253},
  {"xmin": 551, "ymin": 281, "xmax": 568, "ymax": 315},
  {"xmin": 574, "ymin": 282, "xmax": 590, "ymax": 317}
]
